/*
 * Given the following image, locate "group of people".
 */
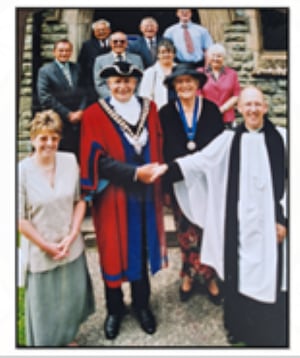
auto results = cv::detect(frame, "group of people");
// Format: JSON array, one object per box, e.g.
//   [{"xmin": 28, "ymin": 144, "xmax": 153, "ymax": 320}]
[{"xmin": 18, "ymin": 8, "xmax": 287, "ymax": 348}]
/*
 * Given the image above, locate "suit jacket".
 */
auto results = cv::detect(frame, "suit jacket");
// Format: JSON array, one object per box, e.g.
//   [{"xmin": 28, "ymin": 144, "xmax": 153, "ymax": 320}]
[
  {"xmin": 128, "ymin": 36, "xmax": 161, "ymax": 68},
  {"xmin": 37, "ymin": 61, "xmax": 87, "ymax": 121},
  {"xmin": 37, "ymin": 61, "xmax": 87, "ymax": 157},
  {"xmin": 93, "ymin": 51, "xmax": 144, "ymax": 98},
  {"xmin": 77, "ymin": 37, "xmax": 111, "ymax": 104}
]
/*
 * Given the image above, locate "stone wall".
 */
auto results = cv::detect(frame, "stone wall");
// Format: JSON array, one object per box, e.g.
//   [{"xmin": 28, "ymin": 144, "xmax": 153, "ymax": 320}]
[
  {"xmin": 18, "ymin": 10, "xmax": 68, "ymax": 160},
  {"xmin": 18, "ymin": 14, "xmax": 33, "ymax": 160},
  {"xmin": 224, "ymin": 22, "xmax": 287, "ymax": 126},
  {"xmin": 17, "ymin": 9, "xmax": 288, "ymax": 160}
]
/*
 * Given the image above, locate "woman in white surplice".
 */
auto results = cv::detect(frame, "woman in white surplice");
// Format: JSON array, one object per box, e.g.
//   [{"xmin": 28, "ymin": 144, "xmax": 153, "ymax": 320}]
[{"xmin": 153, "ymin": 86, "xmax": 287, "ymax": 347}]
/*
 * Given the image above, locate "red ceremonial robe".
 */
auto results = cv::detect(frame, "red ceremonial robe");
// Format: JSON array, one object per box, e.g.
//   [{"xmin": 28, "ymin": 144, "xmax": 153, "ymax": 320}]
[{"xmin": 80, "ymin": 98, "xmax": 167, "ymax": 288}]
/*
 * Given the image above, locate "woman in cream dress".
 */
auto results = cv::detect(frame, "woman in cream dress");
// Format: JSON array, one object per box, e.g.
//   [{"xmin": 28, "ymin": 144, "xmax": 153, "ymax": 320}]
[{"xmin": 18, "ymin": 110, "xmax": 94, "ymax": 346}]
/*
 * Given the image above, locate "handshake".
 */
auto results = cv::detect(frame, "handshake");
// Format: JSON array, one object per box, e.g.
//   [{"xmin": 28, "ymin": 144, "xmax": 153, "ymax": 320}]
[{"xmin": 136, "ymin": 163, "xmax": 168, "ymax": 184}]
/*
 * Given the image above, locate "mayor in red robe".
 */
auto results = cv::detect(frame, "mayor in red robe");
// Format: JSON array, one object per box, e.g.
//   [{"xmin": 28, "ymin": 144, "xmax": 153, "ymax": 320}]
[{"xmin": 80, "ymin": 61, "xmax": 167, "ymax": 339}]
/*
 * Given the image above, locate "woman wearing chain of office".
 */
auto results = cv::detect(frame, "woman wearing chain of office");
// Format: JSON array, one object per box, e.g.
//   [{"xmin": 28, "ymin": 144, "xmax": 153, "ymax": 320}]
[{"xmin": 159, "ymin": 63, "xmax": 224, "ymax": 304}]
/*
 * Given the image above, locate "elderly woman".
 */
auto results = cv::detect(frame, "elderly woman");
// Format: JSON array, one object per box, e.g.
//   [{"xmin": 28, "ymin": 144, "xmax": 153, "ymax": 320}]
[
  {"xmin": 198, "ymin": 43, "xmax": 241, "ymax": 128},
  {"xmin": 18, "ymin": 110, "xmax": 95, "ymax": 346},
  {"xmin": 159, "ymin": 63, "xmax": 224, "ymax": 304},
  {"xmin": 139, "ymin": 38, "xmax": 177, "ymax": 109}
]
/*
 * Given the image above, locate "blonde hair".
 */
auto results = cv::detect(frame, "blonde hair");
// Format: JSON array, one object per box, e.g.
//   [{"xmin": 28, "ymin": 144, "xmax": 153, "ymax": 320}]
[{"xmin": 30, "ymin": 110, "xmax": 63, "ymax": 138}]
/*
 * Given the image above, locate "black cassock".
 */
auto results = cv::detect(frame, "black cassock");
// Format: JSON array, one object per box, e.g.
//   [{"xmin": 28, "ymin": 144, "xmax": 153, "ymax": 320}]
[
  {"xmin": 171, "ymin": 117, "xmax": 288, "ymax": 347},
  {"xmin": 224, "ymin": 118, "xmax": 287, "ymax": 347}
]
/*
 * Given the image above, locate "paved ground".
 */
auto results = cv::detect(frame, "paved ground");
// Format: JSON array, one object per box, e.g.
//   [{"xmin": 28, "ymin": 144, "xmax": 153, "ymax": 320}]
[{"xmin": 76, "ymin": 246, "xmax": 230, "ymax": 348}]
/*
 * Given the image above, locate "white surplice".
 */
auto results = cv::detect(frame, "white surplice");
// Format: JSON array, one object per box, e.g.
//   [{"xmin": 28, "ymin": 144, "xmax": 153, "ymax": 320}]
[{"xmin": 174, "ymin": 129, "xmax": 285, "ymax": 303}]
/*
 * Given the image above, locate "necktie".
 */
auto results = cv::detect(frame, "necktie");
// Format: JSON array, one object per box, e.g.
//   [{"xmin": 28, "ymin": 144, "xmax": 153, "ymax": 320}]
[
  {"xmin": 182, "ymin": 24, "xmax": 194, "ymax": 54},
  {"xmin": 116, "ymin": 54, "xmax": 123, "ymax": 62},
  {"xmin": 62, "ymin": 63, "xmax": 73, "ymax": 87},
  {"xmin": 149, "ymin": 38, "xmax": 157, "ymax": 60}
]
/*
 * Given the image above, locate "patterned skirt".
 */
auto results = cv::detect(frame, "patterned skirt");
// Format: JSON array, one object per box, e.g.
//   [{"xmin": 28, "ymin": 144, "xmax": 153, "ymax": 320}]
[{"xmin": 172, "ymin": 200, "xmax": 216, "ymax": 282}]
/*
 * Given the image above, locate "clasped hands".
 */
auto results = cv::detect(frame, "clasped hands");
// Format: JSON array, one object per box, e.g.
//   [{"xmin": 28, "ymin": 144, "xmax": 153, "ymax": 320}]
[
  {"xmin": 136, "ymin": 163, "xmax": 168, "ymax": 184},
  {"xmin": 68, "ymin": 110, "xmax": 83, "ymax": 124},
  {"xmin": 45, "ymin": 234, "xmax": 75, "ymax": 261}
]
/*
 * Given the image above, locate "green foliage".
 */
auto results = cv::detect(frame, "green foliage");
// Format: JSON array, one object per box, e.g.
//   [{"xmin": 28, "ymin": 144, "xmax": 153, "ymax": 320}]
[
  {"xmin": 231, "ymin": 341, "xmax": 247, "ymax": 347},
  {"xmin": 17, "ymin": 231, "xmax": 20, "ymax": 248},
  {"xmin": 17, "ymin": 287, "xmax": 26, "ymax": 346}
]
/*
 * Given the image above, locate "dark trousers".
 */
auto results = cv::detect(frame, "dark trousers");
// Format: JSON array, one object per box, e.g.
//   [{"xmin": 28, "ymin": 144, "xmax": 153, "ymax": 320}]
[
  {"xmin": 105, "ymin": 272, "xmax": 150, "ymax": 315},
  {"xmin": 104, "ymin": 213, "xmax": 150, "ymax": 314},
  {"xmin": 59, "ymin": 124, "xmax": 80, "ymax": 161},
  {"xmin": 175, "ymin": 59, "xmax": 205, "ymax": 68}
]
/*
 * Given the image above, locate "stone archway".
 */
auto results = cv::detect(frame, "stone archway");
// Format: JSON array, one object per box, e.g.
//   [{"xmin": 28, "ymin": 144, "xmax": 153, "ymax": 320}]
[
  {"xmin": 199, "ymin": 9, "xmax": 233, "ymax": 43},
  {"xmin": 66, "ymin": 8, "xmax": 234, "ymax": 56},
  {"xmin": 92, "ymin": 8, "xmax": 200, "ymax": 36},
  {"xmin": 61, "ymin": 9, "xmax": 94, "ymax": 59}
]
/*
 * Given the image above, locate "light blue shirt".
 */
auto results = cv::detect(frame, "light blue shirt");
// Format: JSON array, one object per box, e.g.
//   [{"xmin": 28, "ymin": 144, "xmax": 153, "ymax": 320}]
[
  {"xmin": 163, "ymin": 21, "xmax": 213, "ymax": 62},
  {"xmin": 55, "ymin": 59, "xmax": 71, "ymax": 72}
]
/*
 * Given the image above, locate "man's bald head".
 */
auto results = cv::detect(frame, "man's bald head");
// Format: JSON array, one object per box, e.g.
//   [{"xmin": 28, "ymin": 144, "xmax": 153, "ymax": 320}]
[{"xmin": 238, "ymin": 86, "xmax": 268, "ymax": 131}]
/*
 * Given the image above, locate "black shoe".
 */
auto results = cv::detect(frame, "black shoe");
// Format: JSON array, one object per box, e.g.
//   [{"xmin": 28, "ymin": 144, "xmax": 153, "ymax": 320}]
[
  {"xmin": 207, "ymin": 290, "xmax": 223, "ymax": 306},
  {"xmin": 179, "ymin": 286, "xmax": 194, "ymax": 302},
  {"xmin": 134, "ymin": 307, "xmax": 156, "ymax": 334},
  {"xmin": 104, "ymin": 314, "xmax": 123, "ymax": 339},
  {"xmin": 179, "ymin": 279, "xmax": 196, "ymax": 302}
]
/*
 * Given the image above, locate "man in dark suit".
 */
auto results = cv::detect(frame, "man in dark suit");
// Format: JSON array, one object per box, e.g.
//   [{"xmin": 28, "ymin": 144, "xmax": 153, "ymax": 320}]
[
  {"xmin": 37, "ymin": 38, "xmax": 87, "ymax": 160},
  {"xmin": 77, "ymin": 19, "xmax": 111, "ymax": 105},
  {"xmin": 93, "ymin": 31, "xmax": 144, "ymax": 98},
  {"xmin": 128, "ymin": 17, "xmax": 161, "ymax": 69}
]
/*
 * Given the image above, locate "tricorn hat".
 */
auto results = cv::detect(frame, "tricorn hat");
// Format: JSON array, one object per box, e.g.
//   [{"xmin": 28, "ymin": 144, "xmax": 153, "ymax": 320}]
[
  {"xmin": 99, "ymin": 61, "xmax": 143, "ymax": 79},
  {"xmin": 164, "ymin": 63, "xmax": 207, "ymax": 89}
]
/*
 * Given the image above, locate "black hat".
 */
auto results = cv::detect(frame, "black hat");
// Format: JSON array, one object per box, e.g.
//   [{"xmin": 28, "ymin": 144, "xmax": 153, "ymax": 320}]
[
  {"xmin": 164, "ymin": 63, "xmax": 207, "ymax": 89},
  {"xmin": 99, "ymin": 61, "xmax": 143, "ymax": 79}
]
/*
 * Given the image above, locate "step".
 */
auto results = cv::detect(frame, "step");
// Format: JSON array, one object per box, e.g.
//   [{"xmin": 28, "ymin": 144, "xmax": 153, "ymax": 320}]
[{"xmin": 81, "ymin": 210, "xmax": 178, "ymax": 247}]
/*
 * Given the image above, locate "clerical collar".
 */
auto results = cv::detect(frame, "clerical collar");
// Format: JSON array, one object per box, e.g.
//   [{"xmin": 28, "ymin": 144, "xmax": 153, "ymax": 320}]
[{"xmin": 245, "ymin": 124, "xmax": 264, "ymax": 133}]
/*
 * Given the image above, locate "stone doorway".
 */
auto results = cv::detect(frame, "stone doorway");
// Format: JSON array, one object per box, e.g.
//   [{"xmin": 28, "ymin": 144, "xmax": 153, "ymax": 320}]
[{"xmin": 92, "ymin": 8, "xmax": 200, "ymax": 37}]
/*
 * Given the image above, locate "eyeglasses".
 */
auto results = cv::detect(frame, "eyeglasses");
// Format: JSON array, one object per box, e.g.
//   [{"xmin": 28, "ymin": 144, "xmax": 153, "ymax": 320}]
[
  {"xmin": 112, "ymin": 39, "xmax": 126, "ymax": 44},
  {"xmin": 158, "ymin": 49, "xmax": 173, "ymax": 54}
]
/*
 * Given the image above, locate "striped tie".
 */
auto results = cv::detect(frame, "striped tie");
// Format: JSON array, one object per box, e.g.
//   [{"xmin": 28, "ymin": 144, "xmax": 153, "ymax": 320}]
[
  {"xmin": 62, "ymin": 63, "xmax": 73, "ymax": 87},
  {"xmin": 182, "ymin": 24, "xmax": 194, "ymax": 54},
  {"xmin": 149, "ymin": 38, "xmax": 157, "ymax": 60}
]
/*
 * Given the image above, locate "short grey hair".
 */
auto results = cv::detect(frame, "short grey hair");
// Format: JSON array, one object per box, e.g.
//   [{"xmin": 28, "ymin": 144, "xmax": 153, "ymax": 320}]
[
  {"xmin": 140, "ymin": 17, "xmax": 158, "ymax": 27},
  {"xmin": 92, "ymin": 19, "xmax": 111, "ymax": 30},
  {"xmin": 207, "ymin": 43, "xmax": 227, "ymax": 58}
]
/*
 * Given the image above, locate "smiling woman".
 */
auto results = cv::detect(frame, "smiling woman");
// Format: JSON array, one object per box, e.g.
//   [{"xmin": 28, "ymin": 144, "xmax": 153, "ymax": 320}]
[
  {"xmin": 159, "ymin": 63, "xmax": 224, "ymax": 304},
  {"xmin": 30, "ymin": 113, "xmax": 62, "ymax": 184},
  {"xmin": 18, "ymin": 110, "xmax": 95, "ymax": 346}
]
